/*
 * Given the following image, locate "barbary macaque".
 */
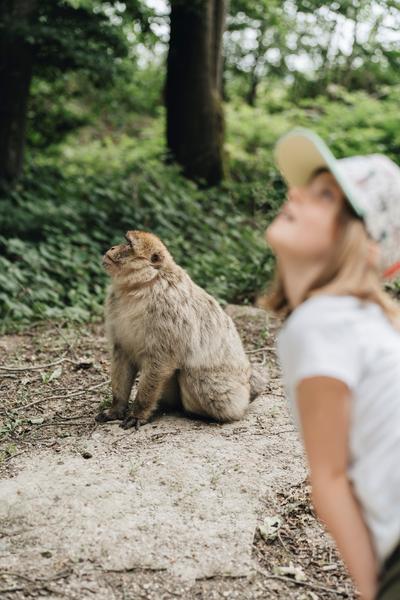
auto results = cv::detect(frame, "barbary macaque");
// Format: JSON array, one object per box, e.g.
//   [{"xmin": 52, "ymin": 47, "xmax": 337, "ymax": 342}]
[{"xmin": 96, "ymin": 231, "xmax": 264, "ymax": 429}]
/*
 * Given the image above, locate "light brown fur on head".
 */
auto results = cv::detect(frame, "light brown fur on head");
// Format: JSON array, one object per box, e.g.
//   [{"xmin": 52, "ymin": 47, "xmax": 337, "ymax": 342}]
[
  {"xmin": 125, "ymin": 230, "xmax": 169, "ymax": 258},
  {"xmin": 103, "ymin": 231, "xmax": 174, "ymax": 293}
]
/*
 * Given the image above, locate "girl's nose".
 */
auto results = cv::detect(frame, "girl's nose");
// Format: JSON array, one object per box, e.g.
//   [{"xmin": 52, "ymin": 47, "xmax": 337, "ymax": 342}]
[{"xmin": 287, "ymin": 186, "xmax": 304, "ymax": 203}]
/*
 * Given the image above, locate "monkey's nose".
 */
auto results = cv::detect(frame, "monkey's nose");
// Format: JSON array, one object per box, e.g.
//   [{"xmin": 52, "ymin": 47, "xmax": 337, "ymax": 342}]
[{"xmin": 103, "ymin": 251, "xmax": 116, "ymax": 264}]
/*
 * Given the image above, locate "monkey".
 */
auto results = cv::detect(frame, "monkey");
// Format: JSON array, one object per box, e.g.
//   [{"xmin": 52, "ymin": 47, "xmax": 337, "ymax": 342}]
[{"xmin": 96, "ymin": 230, "xmax": 265, "ymax": 429}]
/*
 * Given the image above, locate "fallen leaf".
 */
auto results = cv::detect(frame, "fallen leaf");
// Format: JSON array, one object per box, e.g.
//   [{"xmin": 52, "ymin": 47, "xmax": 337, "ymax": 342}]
[
  {"xmin": 28, "ymin": 417, "xmax": 44, "ymax": 425},
  {"xmin": 48, "ymin": 366, "xmax": 63, "ymax": 382},
  {"xmin": 73, "ymin": 358, "xmax": 94, "ymax": 370},
  {"xmin": 274, "ymin": 563, "xmax": 306, "ymax": 582},
  {"xmin": 259, "ymin": 515, "xmax": 282, "ymax": 541}
]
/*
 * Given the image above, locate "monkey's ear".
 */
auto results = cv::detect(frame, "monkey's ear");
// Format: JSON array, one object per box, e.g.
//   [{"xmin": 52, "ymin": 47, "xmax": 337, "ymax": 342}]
[{"xmin": 125, "ymin": 231, "xmax": 136, "ymax": 249}]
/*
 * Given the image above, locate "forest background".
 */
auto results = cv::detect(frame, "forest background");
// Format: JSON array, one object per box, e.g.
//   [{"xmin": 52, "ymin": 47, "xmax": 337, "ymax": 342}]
[{"xmin": 0, "ymin": 0, "xmax": 399, "ymax": 333}]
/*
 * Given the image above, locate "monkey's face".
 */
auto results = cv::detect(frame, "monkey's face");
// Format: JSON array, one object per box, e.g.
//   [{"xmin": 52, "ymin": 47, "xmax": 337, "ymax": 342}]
[{"xmin": 102, "ymin": 230, "xmax": 170, "ymax": 281}]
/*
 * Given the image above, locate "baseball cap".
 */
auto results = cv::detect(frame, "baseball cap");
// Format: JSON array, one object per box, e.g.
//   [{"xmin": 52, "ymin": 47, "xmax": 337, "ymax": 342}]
[{"xmin": 274, "ymin": 128, "xmax": 400, "ymax": 278}]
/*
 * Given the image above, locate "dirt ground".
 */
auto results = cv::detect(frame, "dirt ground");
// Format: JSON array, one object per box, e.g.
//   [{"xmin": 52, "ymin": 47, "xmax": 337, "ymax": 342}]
[{"xmin": 0, "ymin": 305, "xmax": 357, "ymax": 600}]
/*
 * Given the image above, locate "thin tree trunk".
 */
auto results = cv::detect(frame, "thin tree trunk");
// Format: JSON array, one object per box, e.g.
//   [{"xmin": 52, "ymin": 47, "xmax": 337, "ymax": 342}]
[
  {"xmin": 166, "ymin": 0, "xmax": 226, "ymax": 186},
  {"xmin": 245, "ymin": 22, "xmax": 267, "ymax": 107},
  {"xmin": 246, "ymin": 73, "xmax": 259, "ymax": 107},
  {"xmin": 0, "ymin": 0, "xmax": 38, "ymax": 183},
  {"xmin": 221, "ymin": 54, "xmax": 229, "ymax": 102},
  {"xmin": 212, "ymin": 0, "xmax": 228, "ymax": 93}
]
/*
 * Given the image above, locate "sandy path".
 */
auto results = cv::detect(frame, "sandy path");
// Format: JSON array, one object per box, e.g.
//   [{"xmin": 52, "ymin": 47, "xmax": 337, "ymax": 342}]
[
  {"xmin": 0, "ymin": 395, "xmax": 305, "ymax": 579},
  {"xmin": 0, "ymin": 306, "xmax": 355, "ymax": 599}
]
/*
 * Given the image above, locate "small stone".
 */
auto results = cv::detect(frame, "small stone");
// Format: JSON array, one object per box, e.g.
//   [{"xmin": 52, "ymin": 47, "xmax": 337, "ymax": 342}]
[
  {"xmin": 81, "ymin": 451, "xmax": 92, "ymax": 459},
  {"xmin": 41, "ymin": 550, "xmax": 52, "ymax": 558},
  {"xmin": 28, "ymin": 417, "xmax": 44, "ymax": 425},
  {"xmin": 259, "ymin": 515, "xmax": 282, "ymax": 541}
]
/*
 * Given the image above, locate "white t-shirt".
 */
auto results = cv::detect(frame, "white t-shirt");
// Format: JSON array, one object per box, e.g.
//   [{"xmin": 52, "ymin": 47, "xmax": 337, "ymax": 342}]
[{"xmin": 277, "ymin": 294, "xmax": 400, "ymax": 564}]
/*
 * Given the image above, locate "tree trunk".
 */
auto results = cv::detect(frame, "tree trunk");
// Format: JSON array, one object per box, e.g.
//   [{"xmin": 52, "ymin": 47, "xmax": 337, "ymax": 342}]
[
  {"xmin": 246, "ymin": 72, "xmax": 259, "ymax": 107},
  {"xmin": 245, "ymin": 22, "xmax": 267, "ymax": 107},
  {"xmin": 166, "ymin": 0, "xmax": 227, "ymax": 186},
  {"xmin": 0, "ymin": 0, "xmax": 37, "ymax": 183},
  {"xmin": 211, "ymin": 0, "xmax": 228, "ymax": 93}
]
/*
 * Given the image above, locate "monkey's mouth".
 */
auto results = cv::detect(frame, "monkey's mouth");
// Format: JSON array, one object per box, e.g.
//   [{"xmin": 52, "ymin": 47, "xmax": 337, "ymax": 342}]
[{"xmin": 102, "ymin": 253, "xmax": 118, "ymax": 269}]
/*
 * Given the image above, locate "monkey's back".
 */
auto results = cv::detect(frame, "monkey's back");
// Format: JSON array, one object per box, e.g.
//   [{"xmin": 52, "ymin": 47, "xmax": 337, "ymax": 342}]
[
  {"xmin": 105, "ymin": 263, "xmax": 251, "ymax": 422},
  {"xmin": 106, "ymin": 265, "xmax": 249, "ymax": 372}
]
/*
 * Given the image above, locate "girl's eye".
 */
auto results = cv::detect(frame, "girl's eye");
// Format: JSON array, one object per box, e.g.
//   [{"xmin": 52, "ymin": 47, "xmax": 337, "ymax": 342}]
[{"xmin": 320, "ymin": 188, "xmax": 335, "ymax": 201}]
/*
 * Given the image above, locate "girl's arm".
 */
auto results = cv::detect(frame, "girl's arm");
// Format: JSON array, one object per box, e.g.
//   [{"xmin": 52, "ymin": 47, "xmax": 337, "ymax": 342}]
[{"xmin": 297, "ymin": 376, "xmax": 378, "ymax": 600}]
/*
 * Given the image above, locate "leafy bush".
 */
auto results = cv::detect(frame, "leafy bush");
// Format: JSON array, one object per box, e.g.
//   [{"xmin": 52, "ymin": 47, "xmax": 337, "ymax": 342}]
[
  {"xmin": 0, "ymin": 142, "xmax": 274, "ymax": 332},
  {"xmin": 2, "ymin": 86, "xmax": 399, "ymax": 332},
  {"xmin": 227, "ymin": 85, "xmax": 400, "ymax": 181},
  {"xmin": 27, "ymin": 63, "xmax": 165, "ymax": 150}
]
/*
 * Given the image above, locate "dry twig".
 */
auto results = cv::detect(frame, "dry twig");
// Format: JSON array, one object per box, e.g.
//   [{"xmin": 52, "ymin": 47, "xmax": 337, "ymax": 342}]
[
  {"xmin": 0, "ymin": 357, "xmax": 67, "ymax": 372},
  {"xmin": 0, "ymin": 356, "xmax": 95, "ymax": 373},
  {"xmin": 246, "ymin": 346, "xmax": 275, "ymax": 354},
  {"xmin": 15, "ymin": 380, "xmax": 110, "ymax": 411},
  {"xmin": 0, "ymin": 567, "xmax": 72, "ymax": 584},
  {"xmin": 256, "ymin": 566, "xmax": 349, "ymax": 597},
  {"xmin": 2, "ymin": 450, "xmax": 28, "ymax": 463}
]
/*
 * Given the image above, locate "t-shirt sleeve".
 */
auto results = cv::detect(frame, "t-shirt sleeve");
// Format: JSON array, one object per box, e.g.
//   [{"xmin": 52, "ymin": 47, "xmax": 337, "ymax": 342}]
[{"xmin": 278, "ymin": 312, "xmax": 363, "ymax": 391}]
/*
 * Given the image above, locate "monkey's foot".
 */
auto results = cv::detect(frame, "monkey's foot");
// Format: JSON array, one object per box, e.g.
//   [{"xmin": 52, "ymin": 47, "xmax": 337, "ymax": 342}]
[
  {"xmin": 120, "ymin": 414, "xmax": 144, "ymax": 430},
  {"xmin": 95, "ymin": 407, "xmax": 126, "ymax": 423}
]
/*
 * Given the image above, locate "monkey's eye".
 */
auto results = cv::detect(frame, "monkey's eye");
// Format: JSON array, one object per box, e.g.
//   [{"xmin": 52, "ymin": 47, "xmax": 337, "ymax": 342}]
[{"xmin": 150, "ymin": 253, "xmax": 161, "ymax": 264}]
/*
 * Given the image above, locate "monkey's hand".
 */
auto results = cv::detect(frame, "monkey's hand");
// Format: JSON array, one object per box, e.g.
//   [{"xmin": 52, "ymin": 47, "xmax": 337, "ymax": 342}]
[
  {"xmin": 95, "ymin": 406, "xmax": 127, "ymax": 423},
  {"xmin": 120, "ymin": 411, "xmax": 145, "ymax": 430},
  {"xmin": 120, "ymin": 417, "xmax": 142, "ymax": 430}
]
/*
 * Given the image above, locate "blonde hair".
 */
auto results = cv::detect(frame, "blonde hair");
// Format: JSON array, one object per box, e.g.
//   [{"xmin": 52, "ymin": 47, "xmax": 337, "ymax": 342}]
[{"xmin": 260, "ymin": 208, "xmax": 400, "ymax": 328}]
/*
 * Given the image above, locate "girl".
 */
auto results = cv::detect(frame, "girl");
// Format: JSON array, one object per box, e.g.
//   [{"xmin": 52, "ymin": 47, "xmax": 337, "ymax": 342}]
[{"xmin": 264, "ymin": 129, "xmax": 400, "ymax": 600}]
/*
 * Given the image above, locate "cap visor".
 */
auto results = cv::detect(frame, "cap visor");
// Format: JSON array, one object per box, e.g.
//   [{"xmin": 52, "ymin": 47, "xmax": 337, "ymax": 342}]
[{"xmin": 274, "ymin": 128, "xmax": 363, "ymax": 217}]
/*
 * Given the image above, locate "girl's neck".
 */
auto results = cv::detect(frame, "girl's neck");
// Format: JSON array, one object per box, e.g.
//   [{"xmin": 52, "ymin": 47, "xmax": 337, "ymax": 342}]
[{"xmin": 279, "ymin": 258, "xmax": 327, "ymax": 309}]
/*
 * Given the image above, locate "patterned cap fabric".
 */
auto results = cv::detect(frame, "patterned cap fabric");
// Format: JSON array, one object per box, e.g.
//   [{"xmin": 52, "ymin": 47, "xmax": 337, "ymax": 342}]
[{"xmin": 274, "ymin": 128, "xmax": 400, "ymax": 272}]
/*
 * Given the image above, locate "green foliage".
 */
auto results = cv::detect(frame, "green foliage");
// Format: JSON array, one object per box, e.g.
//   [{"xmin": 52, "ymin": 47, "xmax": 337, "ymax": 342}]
[
  {"xmin": 0, "ymin": 127, "xmax": 273, "ymax": 332},
  {"xmin": 22, "ymin": 2, "xmax": 164, "ymax": 150},
  {"xmin": 289, "ymin": 0, "xmax": 400, "ymax": 99},
  {"xmin": 0, "ymin": 81, "xmax": 400, "ymax": 330},
  {"xmin": 0, "ymin": 38, "xmax": 400, "ymax": 330},
  {"xmin": 2, "ymin": 78, "xmax": 400, "ymax": 332},
  {"xmin": 2, "ymin": 1, "xmax": 149, "ymax": 81},
  {"xmin": 2, "ymin": 0, "xmax": 159, "ymax": 152},
  {"xmin": 226, "ymin": 0, "xmax": 400, "ymax": 104},
  {"xmin": 27, "ymin": 77, "xmax": 90, "ymax": 148},
  {"xmin": 227, "ymin": 85, "xmax": 400, "ymax": 182},
  {"xmin": 82, "ymin": 61, "xmax": 165, "ymax": 124},
  {"xmin": 226, "ymin": 0, "xmax": 291, "ymax": 104},
  {"xmin": 26, "ymin": 60, "xmax": 164, "ymax": 149}
]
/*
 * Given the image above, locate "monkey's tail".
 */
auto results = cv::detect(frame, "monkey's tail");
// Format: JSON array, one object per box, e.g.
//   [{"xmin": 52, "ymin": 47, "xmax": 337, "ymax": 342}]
[{"xmin": 249, "ymin": 363, "xmax": 269, "ymax": 401}]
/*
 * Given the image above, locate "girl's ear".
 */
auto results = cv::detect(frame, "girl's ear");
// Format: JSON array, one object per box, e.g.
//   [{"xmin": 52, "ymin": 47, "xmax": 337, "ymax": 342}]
[{"xmin": 366, "ymin": 240, "xmax": 381, "ymax": 270}]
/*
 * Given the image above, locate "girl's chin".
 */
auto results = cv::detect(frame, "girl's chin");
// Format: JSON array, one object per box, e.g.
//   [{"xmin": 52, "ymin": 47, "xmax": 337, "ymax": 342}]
[
  {"xmin": 265, "ymin": 222, "xmax": 295, "ymax": 250},
  {"xmin": 266, "ymin": 231, "xmax": 310, "ymax": 259}
]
